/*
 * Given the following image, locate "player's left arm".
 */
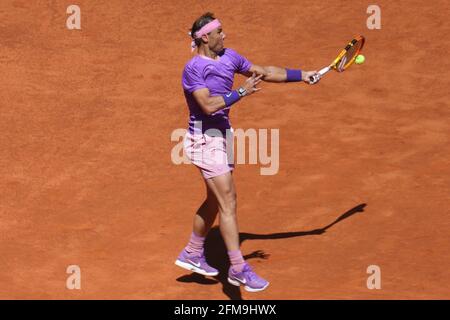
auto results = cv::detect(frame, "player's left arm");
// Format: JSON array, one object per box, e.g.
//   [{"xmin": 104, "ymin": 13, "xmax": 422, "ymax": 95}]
[{"xmin": 243, "ymin": 65, "xmax": 317, "ymax": 84}]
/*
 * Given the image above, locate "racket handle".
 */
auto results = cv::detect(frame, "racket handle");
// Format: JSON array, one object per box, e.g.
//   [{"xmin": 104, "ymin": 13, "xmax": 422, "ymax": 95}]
[
  {"xmin": 308, "ymin": 66, "xmax": 331, "ymax": 84},
  {"xmin": 309, "ymin": 74, "xmax": 321, "ymax": 84}
]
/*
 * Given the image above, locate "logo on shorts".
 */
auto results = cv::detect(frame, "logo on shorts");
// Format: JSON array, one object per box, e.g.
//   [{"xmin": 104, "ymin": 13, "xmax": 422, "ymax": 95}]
[{"xmin": 226, "ymin": 93, "xmax": 232, "ymax": 97}]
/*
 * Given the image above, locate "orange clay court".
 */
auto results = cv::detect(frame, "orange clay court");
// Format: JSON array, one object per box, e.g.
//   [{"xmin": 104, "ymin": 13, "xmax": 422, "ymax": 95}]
[{"xmin": 1, "ymin": 0, "xmax": 449, "ymax": 300}]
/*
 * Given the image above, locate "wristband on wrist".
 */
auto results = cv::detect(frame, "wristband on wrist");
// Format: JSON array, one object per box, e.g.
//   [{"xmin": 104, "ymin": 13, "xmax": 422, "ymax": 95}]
[
  {"xmin": 286, "ymin": 69, "xmax": 303, "ymax": 82},
  {"xmin": 222, "ymin": 90, "xmax": 241, "ymax": 107}
]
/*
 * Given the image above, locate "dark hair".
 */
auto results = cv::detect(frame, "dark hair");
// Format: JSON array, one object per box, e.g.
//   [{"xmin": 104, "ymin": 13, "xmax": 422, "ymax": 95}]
[{"xmin": 190, "ymin": 12, "xmax": 216, "ymax": 47}]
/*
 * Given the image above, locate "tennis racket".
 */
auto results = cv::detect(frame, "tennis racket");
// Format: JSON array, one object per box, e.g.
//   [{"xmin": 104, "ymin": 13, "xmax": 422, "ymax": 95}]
[{"xmin": 309, "ymin": 35, "xmax": 365, "ymax": 84}]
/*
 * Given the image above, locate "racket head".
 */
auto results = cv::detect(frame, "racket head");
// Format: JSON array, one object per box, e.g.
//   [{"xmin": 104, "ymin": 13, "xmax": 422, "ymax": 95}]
[{"xmin": 331, "ymin": 35, "xmax": 365, "ymax": 72}]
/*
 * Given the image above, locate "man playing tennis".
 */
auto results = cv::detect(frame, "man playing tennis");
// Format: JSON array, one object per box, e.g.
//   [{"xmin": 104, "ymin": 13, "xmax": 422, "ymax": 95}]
[{"xmin": 175, "ymin": 12, "xmax": 319, "ymax": 293}]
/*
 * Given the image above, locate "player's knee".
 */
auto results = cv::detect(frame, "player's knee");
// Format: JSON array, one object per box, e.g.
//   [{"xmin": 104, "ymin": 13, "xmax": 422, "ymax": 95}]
[
  {"xmin": 221, "ymin": 191, "xmax": 236, "ymax": 213},
  {"xmin": 225, "ymin": 188, "xmax": 236, "ymax": 204}
]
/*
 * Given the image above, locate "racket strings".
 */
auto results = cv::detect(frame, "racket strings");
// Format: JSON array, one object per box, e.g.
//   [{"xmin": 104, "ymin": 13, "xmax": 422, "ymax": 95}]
[{"xmin": 341, "ymin": 38, "xmax": 364, "ymax": 70}]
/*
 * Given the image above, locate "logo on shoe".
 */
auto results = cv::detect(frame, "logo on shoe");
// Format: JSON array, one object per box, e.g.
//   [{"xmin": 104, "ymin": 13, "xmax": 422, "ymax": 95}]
[
  {"xmin": 237, "ymin": 277, "xmax": 247, "ymax": 284},
  {"xmin": 187, "ymin": 259, "xmax": 201, "ymax": 268}
]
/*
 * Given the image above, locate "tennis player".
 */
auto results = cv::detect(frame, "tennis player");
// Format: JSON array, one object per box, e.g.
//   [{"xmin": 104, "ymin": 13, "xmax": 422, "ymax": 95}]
[{"xmin": 175, "ymin": 12, "xmax": 319, "ymax": 292}]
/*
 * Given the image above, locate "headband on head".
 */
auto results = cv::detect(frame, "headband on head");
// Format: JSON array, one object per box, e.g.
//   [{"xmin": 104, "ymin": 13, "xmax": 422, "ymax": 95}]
[{"xmin": 189, "ymin": 19, "xmax": 222, "ymax": 52}]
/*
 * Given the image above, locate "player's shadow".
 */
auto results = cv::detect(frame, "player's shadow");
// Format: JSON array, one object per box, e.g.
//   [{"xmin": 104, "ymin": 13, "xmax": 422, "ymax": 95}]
[{"xmin": 176, "ymin": 203, "xmax": 366, "ymax": 300}]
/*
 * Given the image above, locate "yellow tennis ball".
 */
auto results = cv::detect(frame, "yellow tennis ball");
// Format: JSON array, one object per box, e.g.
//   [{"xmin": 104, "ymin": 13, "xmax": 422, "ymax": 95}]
[{"xmin": 355, "ymin": 54, "xmax": 365, "ymax": 64}]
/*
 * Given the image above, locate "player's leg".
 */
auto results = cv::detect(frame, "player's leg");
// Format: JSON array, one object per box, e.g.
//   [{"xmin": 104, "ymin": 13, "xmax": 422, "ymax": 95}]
[
  {"xmin": 192, "ymin": 183, "xmax": 219, "ymax": 237},
  {"xmin": 205, "ymin": 172, "xmax": 269, "ymax": 292},
  {"xmin": 204, "ymin": 171, "xmax": 240, "ymax": 251},
  {"xmin": 175, "ymin": 182, "xmax": 220, "ymax": 276}
]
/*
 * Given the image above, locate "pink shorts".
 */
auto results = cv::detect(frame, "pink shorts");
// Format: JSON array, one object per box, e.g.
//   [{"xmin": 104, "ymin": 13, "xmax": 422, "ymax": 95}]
[{"xmin": 184, "ymin": 131, "xmax": 234, "ymax": 179}]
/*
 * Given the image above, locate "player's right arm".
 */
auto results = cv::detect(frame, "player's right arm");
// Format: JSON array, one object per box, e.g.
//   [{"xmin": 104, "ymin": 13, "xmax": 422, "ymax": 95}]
[
  {"xmin": 192, "ymin": 73, "xmax": 263, "ymax": 116},
  {"xmin": 192, "ymin": 88, "xmax": 226, "ymax": 115}
]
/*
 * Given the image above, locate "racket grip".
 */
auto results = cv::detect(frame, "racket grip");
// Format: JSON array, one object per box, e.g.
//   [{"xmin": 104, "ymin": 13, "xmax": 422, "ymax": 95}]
[
  {"xmin": 309, "ymin": 74, "xmax": 321, "ymax": 84},
  {"xmin": 309, "ymin": 66, "xmax": 330, "ymax": 84}
]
